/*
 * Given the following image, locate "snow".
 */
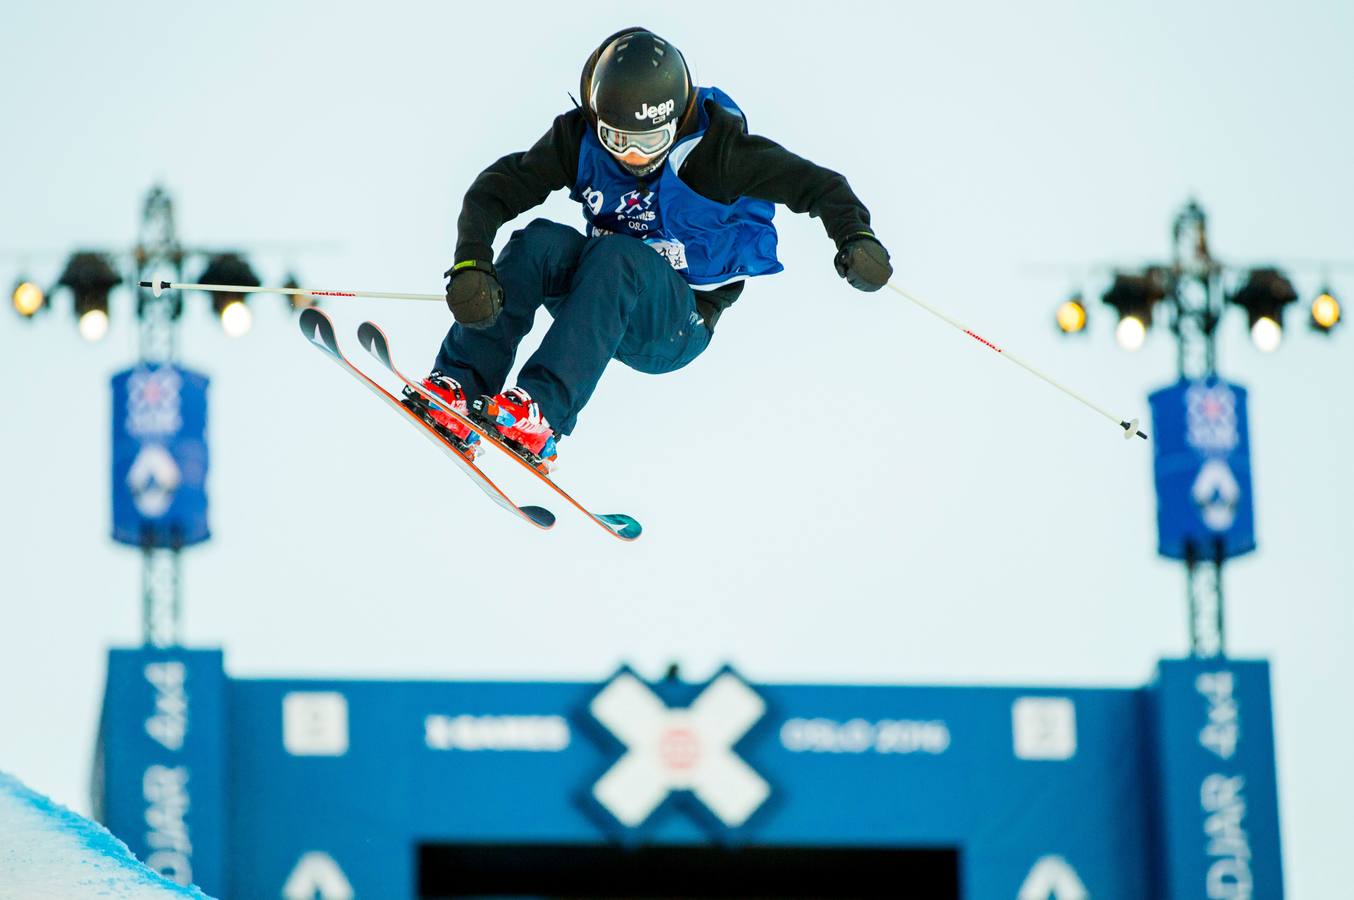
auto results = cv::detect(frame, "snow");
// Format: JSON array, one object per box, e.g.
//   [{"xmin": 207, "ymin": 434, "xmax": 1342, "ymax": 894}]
[{"xmin": 0, "ymin": 772, "xmax": 213, "ymax": 900}]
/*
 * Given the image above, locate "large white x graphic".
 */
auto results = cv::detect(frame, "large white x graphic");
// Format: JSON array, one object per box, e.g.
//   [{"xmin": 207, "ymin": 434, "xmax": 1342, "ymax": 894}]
[{"xmin": 589, "ymin": 672, "xmax": 770, "ymax": 828}]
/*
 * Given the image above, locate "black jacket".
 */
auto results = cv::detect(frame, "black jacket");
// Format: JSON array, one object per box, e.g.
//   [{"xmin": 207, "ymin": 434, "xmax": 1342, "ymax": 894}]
[{"xmin": 455, "ymin": 98, "xmax": 875, "ymax": 329}]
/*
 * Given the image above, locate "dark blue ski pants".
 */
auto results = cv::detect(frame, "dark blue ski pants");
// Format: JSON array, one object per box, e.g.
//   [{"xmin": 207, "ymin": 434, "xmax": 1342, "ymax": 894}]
[{"xmin": 433, "ymin": 219, "xmax": 711, "ymax": 435}]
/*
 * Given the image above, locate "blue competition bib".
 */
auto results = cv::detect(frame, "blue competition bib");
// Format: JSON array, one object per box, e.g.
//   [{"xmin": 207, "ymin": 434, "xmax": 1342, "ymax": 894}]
[{"xmin": 570, "ymin": 87, "xmax": 784, "ymax": 289}]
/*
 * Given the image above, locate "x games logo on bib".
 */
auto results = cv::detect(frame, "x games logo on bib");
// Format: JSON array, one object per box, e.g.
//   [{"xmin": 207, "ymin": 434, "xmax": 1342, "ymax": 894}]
[
  {"xmin": 614, "ymin": 189, "xmax": 654, "ymax": 219},
  {"xmin": 613, "ymin": 189, "xmax": 657, "ymax": 235}
]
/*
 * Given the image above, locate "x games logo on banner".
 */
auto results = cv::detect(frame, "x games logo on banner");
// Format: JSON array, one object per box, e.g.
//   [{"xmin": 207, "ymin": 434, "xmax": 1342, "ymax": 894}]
[{"xmin": 579, "ymin": 666, "xmax": 772, "ymax": 840}]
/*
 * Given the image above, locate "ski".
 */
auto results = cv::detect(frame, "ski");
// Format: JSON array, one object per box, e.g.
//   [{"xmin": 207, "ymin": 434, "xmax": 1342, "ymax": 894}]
[
  {"xmin": 355, "ymin": 320, "xmax": 643, "ymax": 542},
  {"xmin": 297, "ymin": 308, "xmax": 555, "ymax": 531}
]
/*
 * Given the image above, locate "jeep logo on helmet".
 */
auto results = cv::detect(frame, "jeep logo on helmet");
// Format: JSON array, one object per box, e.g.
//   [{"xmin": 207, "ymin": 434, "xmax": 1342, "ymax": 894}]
[{"xmin": 635, "ymin": 99, "xmax": 676, "ymax": 123}]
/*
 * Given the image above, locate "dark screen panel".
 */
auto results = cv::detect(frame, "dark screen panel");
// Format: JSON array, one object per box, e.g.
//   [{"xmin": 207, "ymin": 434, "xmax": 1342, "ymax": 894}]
[{"xmin": 419, "ymin": 843, "xmax": 959, "ymax": 898}]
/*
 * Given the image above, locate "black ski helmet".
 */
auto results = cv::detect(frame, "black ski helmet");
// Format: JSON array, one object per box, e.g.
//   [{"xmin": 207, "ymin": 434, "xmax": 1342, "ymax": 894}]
[{"xmin": 581, "ymin": 29, "xmax": 694, "ymax": 176}]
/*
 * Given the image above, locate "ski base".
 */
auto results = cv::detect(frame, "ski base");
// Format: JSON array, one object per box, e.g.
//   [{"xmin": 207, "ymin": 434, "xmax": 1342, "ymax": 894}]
[
  {"xmin": 298, "ymin": 308, "xmax": 555, "ymax": 531},
  {"xmin": 355, "ymin": 320, "xmax": 642, "ymax": 542}
]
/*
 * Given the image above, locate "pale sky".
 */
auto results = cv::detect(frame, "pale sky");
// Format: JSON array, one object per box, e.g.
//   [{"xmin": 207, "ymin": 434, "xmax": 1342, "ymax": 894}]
[{"xmin": 2, "ymin": 1, "xmax": 1351, "ymax": 895}]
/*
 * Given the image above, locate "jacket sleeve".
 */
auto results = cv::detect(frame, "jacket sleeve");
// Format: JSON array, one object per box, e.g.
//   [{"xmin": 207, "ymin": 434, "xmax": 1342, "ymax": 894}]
[
  {"xmin": 454, "ymin": 109, "xmax": 586, "ymax": 265},
  {"xmin": 685, "ymin": 103, "xmax": 876, "ymax": 249}
]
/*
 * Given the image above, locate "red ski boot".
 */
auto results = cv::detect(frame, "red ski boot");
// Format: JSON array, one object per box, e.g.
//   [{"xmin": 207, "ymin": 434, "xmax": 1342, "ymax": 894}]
[
  {"xmin": 401, "ymin": 372, "xmax": 482, "ymax": 462},
  {"xmin": 474, "ymin": 387, "xmax": 559, "ymax": 473}
]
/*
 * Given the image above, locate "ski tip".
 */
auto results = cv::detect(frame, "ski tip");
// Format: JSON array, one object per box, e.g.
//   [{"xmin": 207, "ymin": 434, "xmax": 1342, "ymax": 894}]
[
  {"xmin": 356, "ymin": 321, "xmax": 392, "ymax": 367},
  {"xmin": 598, "ymin": 514, "xmax": 643, "ymax": 541},
  {"xmin": 299, "ymin": 307, "xmax": 338, "ymax": 354},
  {"xmin": 523, "ymin": 505, "xmax": 557, "ymax": 530}
]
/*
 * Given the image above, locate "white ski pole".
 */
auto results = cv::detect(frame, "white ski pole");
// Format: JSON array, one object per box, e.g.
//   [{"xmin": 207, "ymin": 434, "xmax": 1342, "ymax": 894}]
[
  {"xmin": 137, "ymin": 279, "xmax": 442, "ymax": 303},
  {"xmin": 886, "ymin": 282, "xmax": 1148, "ymax": 441}
]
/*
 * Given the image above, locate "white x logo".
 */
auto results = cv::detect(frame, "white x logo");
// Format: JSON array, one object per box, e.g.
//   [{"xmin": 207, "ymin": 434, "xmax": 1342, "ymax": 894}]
[{"xmin": 589, "ymin": 671, "xmax": 770, "ymax": 829}]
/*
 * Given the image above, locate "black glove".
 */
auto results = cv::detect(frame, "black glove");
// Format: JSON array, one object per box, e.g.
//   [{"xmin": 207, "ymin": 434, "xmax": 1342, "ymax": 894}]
[
  {"xmin": 444, "ymin": 260, "xmax": 504, "ymax": 329},
  {"xmin": 834, "ymin": 233, "xmax": 893, "ymax": 292}
]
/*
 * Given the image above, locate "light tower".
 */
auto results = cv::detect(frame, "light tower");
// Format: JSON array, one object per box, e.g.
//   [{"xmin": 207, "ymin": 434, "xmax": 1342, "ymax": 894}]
[
  {"xmin": 1057, "ymin": 200, "xmax": 1343, "ymax": 657},
  {"xmin": 9, "ymin": 184, "xmax": 316, "ymax": 647}
]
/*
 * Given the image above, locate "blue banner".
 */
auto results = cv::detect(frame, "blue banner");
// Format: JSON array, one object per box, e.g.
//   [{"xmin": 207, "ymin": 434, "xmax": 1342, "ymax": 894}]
[
  {"xmin": 1150, "ymin": 659, "xmax": 1285, "ymax": 897},
  {"xmin": 1149, "ymin": 378, "xmax": 1256, "ymax": 561},
  {"xmin": 110, "ymin": 365, "xmax": 210, "ymax": 548},
  {"xmin": 95, "ymin": 650, "xmax": 1286, "ymax": 899},
  {"xmin": 95, "ymin": 648, "xmax": 229, "ymax": 897}
]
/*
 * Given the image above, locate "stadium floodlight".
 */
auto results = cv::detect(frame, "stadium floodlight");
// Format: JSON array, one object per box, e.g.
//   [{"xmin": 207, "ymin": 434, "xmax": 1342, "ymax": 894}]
[
  {"xmin": 78, "ymin": 307, "xmax": 110, "ymax": 341},
  {"xmin": 12, "ymin": 280, "xmax": 45, "ymax": 318},
  {"xmin": 56, "ymin": 252, "xmax": 121, "ymax": 343},
  {"xmin": 219, "ymin": 300, "xmax": 252, "ymax": 337},
  {"xmin": 1101, "ymin": 273, "xmax": 1164, "ymax": 351},
  {"xmin": 197, "ymin": 253, "xmax": 260, "ymax": 337},
  {"xmin": 1115, "ymin": 316, "xmax": 1147, "ymax": 351},
  {"xmin": 1055, "ymin": 294, "xmax": 1087, "ymax": 335},
  {"xmin": 1229, "ymin": 267, "xmax": 1297, "ymax": 353},
  {"xmin": 1310, "ymin": 287, "xmax": 1341, "ymax": 333},
  {"xmin": 1249, "ymin": 317, "xmax": 1281, "ymax": 353}
]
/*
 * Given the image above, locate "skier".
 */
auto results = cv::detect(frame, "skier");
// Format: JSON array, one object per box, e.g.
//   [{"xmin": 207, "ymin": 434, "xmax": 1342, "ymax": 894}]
[{"xmin": 412, "ymin": 27, "xmax": 893, "ymax": 471}]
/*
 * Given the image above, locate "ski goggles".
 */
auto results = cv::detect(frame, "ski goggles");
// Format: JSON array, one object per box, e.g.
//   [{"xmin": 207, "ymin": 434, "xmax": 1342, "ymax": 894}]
[{"xmin": 597, "ymin": 119, "xmax": 677, "ymax": 158}]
